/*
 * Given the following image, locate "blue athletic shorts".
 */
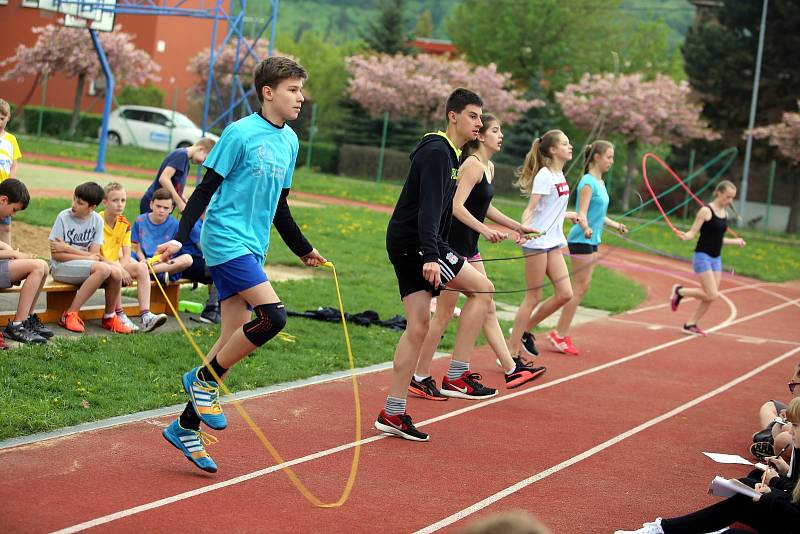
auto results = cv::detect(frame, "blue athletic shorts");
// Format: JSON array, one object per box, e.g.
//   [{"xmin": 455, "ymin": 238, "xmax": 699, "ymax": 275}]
[
  {"xmin": 209, "ymin": 253, "xmax": 268, "ymax": 302},
  {"xmin": 692, "ymin": 251, "xmax": 722, "ymax": 273}
]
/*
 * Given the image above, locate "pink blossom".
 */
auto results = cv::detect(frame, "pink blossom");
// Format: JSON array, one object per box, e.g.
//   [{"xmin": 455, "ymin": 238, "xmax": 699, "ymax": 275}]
[
  {"xmin": 1, "ymin": 24, "xmax": 160, "ymax": 86},
  {"xmin": 748, "ymin": 101, "xmax": 800, "ymax": 166},
  {"xmin": 345, "ymin": 53, "xmax": 542, "ymax": 125},
  {"xmin": 556, "ymin": 73, "xmax": 718, "ymax": 146}
]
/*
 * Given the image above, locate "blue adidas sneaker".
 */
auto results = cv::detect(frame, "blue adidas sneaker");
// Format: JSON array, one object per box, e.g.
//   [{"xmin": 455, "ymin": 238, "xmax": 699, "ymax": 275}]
[
  {"xmin": 162, "ymin": 419, "xmax": 218, "ymax": 473},
  {"xmin": 182, "ymin": 366, "xmax": 228, "ymax": 430}
]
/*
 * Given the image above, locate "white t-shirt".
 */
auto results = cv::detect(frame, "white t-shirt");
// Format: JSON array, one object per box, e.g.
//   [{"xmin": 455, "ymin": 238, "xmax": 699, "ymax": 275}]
[{"xmin": 522, "ymin": 167, "xmax": 570, "ymax": 250}]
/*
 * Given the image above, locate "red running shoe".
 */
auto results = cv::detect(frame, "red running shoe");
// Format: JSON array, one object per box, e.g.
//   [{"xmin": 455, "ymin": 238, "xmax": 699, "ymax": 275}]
[
  {"xmin": 505, "ymin": 362, "xmax": 546, "ymax": 389},
  {"xmin": 441, "ymin": 371, "xmax": 497, "ymax": 400},
  {"xmin": 408, "ymin": 376, "xmax": 448, "ymax": 401},
  {"xmin": 374, "ymin": 410, "xmax": 429, "ymax": 441}
]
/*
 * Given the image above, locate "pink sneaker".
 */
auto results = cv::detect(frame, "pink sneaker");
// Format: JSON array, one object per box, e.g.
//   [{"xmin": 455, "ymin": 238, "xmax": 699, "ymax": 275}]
[
  {"xmin": 548, "ymin": 331, "xmax": 579, "ymax": 355},
  {"xmin": 682, "ymin": 323, "xmax": 707, "ymax": 337},
  {"xmin": 670, "ymin": 284, "xmax": 683, "ymax": 312},
  {"xmin": 561, "ymin": 335, "xmax": 579, "ymax": 356}
]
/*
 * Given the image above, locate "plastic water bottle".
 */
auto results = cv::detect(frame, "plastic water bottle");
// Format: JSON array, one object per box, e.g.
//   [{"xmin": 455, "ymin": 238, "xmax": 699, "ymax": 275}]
[{"xmin": 178, "ymin": 300, "xmax": 203, "ymax": 313}]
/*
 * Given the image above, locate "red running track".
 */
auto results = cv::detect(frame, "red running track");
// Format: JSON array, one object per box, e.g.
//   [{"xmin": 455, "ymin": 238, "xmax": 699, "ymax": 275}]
[{"xmin": 1, "ymin": 247, "xmax": 798, "ymax": 533}]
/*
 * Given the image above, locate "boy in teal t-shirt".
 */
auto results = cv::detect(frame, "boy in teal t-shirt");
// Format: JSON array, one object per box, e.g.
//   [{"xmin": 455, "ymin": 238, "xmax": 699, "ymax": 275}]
[{"xmin": 158, "ymin": 57, "xmax": 326, "ymax": 473}]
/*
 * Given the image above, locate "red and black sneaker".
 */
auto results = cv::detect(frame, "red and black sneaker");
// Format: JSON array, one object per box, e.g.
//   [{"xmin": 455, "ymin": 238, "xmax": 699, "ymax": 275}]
[
  {"xmin": 408, "ymin": 376, "xmax": 448, "ymax": 401},
  {"xmin": 505, "ymin": 363, "xmax": 546, "ymax": 389},
  {"xmin": 441, "ymin": 371, "xmax": 498, "ymax": 400},
  {"xmin": 374, "ymin": 410, "xmax": 429, "ymax": 442},
  {"xmin": 670, "ymin": 284, "xmax": 683, "ymax": 312},
  {"xmin": 0, "ymin": 332, "xmax": 8, "ymax": 350}
]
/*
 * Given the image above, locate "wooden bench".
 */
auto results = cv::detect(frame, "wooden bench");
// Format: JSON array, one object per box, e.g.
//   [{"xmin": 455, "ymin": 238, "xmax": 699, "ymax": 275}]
[{"xmin": 0, "ymin": 278, "xmax": 189, "ymax": 324}]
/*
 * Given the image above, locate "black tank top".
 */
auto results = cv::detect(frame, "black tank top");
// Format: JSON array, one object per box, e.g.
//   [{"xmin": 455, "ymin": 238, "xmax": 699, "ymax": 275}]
[
  {"xmin": 448, "ymin": 163, "xmax": 494, "ymax": 258},
  {"xmin": 695, "ymin": 207, "xmax": 727, "ymax": 257}
]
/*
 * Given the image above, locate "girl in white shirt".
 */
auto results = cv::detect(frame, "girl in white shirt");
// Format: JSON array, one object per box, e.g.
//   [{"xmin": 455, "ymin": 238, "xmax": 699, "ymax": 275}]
[{"xmin": 507, "ymin": 129, "xmax": 579, "ymax": 360}]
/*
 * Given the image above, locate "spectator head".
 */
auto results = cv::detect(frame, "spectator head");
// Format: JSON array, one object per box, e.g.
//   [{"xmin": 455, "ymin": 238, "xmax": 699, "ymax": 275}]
[
  {"xmin": 73, "ymin": 182, "xmax": 104, "ymax": 209},
  {"xmin": 0, "ymin": 178, "xmax": 30, "ymax": 217},
  {"xmin": 191, "ymin": 137, "xmax": 216, "ymax": 165},
  {"xmin": 149, "ymin": 188, "xmax": 174, "ymax": 223},
  {"xmin": 458, "ymin": 511, "xmax": 551, "ymax": 534},
  {"xmin": 103, "ymin": 182, "xmax": 127, "ymax": 215},
  {"xmin": 0, "ymin": 99, "xmax": 11, "ymax": 131}
]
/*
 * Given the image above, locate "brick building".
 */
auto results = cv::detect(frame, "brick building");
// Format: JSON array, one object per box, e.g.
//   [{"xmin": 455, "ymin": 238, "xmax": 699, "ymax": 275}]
[{"xmin": 0, "ymin": 0, "xmax": 216, "ymax": 119}]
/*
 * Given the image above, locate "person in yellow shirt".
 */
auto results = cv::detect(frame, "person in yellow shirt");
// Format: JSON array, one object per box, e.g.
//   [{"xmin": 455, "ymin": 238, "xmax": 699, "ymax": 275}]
[
  {"xmin": 0, "ymin": 99, "xmax": 22, "ymax": 246},
  {"xmin": 100, "ymin": 182, "xmax": 167, "ymax": 332}
]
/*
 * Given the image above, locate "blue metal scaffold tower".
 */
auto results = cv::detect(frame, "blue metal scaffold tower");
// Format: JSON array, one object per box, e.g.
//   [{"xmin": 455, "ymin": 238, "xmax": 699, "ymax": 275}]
[{"xmin": 43, "ymin": 0, "xmax": 279, "ymax": 172}]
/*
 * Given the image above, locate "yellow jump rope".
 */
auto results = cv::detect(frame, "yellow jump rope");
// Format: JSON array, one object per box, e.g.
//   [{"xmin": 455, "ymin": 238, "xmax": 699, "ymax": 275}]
[{"xmin": 147, "ymin": 256, "xmax": 362, "ymax": 508}]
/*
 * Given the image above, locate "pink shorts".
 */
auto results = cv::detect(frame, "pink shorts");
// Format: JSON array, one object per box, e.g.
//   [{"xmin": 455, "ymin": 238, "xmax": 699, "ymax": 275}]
[{"xmin": 467, "ymin": 252, "xmax": 482, "ymax": 263}]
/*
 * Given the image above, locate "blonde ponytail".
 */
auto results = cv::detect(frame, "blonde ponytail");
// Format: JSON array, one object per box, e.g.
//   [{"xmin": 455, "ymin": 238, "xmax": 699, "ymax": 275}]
[{"xmin": 514, "ymin": 129, "xmax": 563, "ymax": 195}]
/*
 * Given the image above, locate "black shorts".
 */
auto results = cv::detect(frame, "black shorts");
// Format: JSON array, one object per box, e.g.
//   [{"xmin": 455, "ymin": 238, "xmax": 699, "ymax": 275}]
[
  {"xmin": 181, "ymin": 254, "xmax": 213, "ymax": 284},
  {"xmin": 388, "ymin": 248, "xmax": 465, "ymax": 300},
  {"xmin": 567, "ymin": 242, "xmax": 598, "ymax": 255}
]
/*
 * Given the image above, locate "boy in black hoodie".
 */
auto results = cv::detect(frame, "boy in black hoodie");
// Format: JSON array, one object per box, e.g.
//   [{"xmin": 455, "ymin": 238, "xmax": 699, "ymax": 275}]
[{"xmin": 376, "ymin": 88, "xmax": 497, "ymax": 442}]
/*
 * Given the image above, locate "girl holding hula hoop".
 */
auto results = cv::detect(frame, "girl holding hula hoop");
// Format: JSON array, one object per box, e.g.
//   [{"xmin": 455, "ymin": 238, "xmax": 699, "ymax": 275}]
[
  {"xmin": 507, "ymin": 130, "xmax": 579, "ymax": 359},
  {"xmin": 670, "ymin": 179, "xmax": 745, "ymax": 336},
  {"xmin": 556, "ymin": 140, "xmax": 628, "ymax": 355},
  {"xmin": 409, "ymin": 114, "xmax": 546, "ymax": 401}
]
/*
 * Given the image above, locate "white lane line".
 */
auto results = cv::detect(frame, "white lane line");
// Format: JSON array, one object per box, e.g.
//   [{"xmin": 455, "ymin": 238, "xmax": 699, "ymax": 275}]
[
  {"xmin": 414, "ymin": 344, "xmax": 800, "ymax": 534},
  {"xmin": 50, "ymin": 298, "xmax": 800, "ymax": 534},
  {"xmin": 608, "ymin": 317, "xmax": 799, "ymax": 346}
]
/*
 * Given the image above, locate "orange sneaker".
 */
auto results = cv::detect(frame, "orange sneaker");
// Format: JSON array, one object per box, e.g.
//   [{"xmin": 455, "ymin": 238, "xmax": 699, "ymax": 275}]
[
  {"xmin": 101, "ymin": 314, "xmax": 133, "ymax": 334},
  {"xmin": 59, "ymin": 311, "xmax": 85, "ymax": 333}
]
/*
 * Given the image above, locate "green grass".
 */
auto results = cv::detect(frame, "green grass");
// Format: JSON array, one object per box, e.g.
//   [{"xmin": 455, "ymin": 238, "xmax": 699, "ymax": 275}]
[
  {"xmin": 19, "ymin": 134, "xmax": 167, "ymax": 172},
  {"xmin": 2, "ymin": 200, "xmax": 645, "ymax": 440}
]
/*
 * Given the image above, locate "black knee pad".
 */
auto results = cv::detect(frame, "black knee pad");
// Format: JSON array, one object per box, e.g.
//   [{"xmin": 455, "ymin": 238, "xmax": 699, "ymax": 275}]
[{"xmin": 243, "ymin": 302, "xmax": 287, "ymax": 347}]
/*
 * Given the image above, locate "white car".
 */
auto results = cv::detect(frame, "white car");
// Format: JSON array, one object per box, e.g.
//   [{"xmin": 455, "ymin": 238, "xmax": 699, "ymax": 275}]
[{"xmin": 104, "ymin": 105, "xmax": 219, "ymax": 151}]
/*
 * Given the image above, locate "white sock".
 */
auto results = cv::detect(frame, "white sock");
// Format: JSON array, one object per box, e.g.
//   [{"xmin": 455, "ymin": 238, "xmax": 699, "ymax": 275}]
[
  {"xmin": 103, "ymin": 312, "xmax": 115, "ymax": 319},
  {"xmin": 413, "ymin": 374, "xmax": 429, "ymax": 382}
]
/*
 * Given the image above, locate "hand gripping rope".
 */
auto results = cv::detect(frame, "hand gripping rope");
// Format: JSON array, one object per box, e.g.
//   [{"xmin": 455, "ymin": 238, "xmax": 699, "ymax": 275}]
[
  {"xmin": 147, "ymin": 256, "xmax": 362, "ymax": 508},
  {"xmin": 641, "ymin": 152, "xmax": 742, "ymax": 240}
]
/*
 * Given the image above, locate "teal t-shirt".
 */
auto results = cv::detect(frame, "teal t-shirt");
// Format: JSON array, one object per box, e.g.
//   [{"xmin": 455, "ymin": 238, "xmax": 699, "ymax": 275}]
[
  {"xmin": 200, "ymin": 113, "xmax": 298, "ymax": 266},
  {"xmin": 567, "ymin": 173, "xmax": 609, "ymax": 246}
]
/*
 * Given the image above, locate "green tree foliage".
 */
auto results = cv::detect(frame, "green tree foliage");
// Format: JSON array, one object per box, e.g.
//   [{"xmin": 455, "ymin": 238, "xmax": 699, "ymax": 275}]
[
  {"xmin": 362, "ymin": 0, "xmax": 412, "ymax": 54},
  {"xmin": 412, "ymin": 10, "xmax": 434, "ymax": 38},
  {"xmin": 117, "ymin": 84, "xmax": 165, "ymax": 107},
  {"xmin": 447, "ymin": 0, "xmax": 682, "ymax": 92},
  {"xmin": 683, "ymin": 0, "xmax": 800, "ymax": 135}
]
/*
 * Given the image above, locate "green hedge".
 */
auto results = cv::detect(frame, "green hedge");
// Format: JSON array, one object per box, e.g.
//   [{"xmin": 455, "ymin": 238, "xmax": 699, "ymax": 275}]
[
  {"xmin": 8, "ymin": 106, "xmax": 102, "ymax": 140},
  {"xmin": 297, "ymin": 140, "xmax": 338, "ymax": 173},
  {"xmin": 337, "ymin": 143, "xmax": 409, "ymax": 182}
]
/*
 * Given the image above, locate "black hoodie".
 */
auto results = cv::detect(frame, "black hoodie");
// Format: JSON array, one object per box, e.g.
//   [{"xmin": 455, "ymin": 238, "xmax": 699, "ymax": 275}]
[{"xmin": 386, "ymin": 132, "xmax": 461, "ymax": 263}]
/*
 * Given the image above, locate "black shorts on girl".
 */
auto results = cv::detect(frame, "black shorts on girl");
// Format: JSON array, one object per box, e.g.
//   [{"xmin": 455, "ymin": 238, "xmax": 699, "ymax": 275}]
[
  {"xmin": 389, "ymin": 248, "xmax": 465, "ymax": 299},
  {"xmin": 567, "ymin": 242, "xmax": 598, "ymax": 255}
]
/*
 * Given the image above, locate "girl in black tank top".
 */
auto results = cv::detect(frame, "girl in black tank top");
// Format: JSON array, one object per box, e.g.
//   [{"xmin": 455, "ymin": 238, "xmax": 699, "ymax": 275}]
[
  {"xmin": 411, "ymin": 115, "xmax": 546, "ymax": 398},
  {"xmin": 670, "ymin": 180, "xmax": 746, "ymax": 336}
]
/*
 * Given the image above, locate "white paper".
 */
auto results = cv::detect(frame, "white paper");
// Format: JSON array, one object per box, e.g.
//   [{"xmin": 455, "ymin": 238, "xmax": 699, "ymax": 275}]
[
  {"xmin": 702, "ymin": 452, "xmax": 753, "ymax": 465},
  {"xmin": 708, "ymin": 476, "xmax": 761, "ymax": 499}
]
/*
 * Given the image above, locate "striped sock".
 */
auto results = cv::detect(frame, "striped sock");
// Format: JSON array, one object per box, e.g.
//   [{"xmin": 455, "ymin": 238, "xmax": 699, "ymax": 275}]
[
  {"xmin": 384, "ymin": 396, "xmax": 406, "ymax": 416},
  {"xmin": 447, "ymin": 360, "xmax": 469, "ymax": 380}
]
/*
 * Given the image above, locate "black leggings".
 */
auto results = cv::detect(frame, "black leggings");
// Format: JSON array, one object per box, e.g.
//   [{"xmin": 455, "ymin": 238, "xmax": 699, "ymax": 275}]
[{"xmin": 661, "ymin": 494, "xmax": 784, "ymax": 534}]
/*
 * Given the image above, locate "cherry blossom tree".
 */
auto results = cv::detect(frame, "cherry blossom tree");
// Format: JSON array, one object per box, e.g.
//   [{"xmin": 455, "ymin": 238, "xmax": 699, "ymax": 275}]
[
  {"xmin": 1, "ymin": 24, "xmax": 160, "ymax": 136},
  {"xmin": 749, "ymin": 101, "xmax": 800, "ymax": 233},
  {"xmin": 557, "ymin": 72, "xmax": 719, "ymax": 210},
  {"xmin": 345, "ymin": 53, "xmax": 542, "ymax": 127}
]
